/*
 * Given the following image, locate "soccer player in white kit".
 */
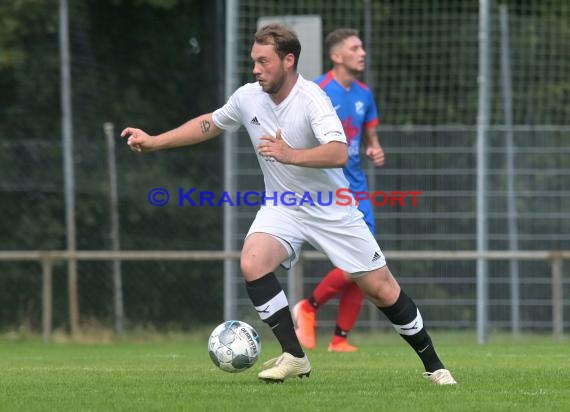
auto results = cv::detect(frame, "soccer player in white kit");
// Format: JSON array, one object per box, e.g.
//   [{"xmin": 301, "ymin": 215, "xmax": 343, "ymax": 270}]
[{"xmin": 121, "ymin": 23, "xmax": 457, "ymax": 385}]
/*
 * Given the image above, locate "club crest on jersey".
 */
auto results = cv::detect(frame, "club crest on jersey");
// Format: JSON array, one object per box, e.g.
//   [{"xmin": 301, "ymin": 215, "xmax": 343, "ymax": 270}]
[{"xmin": 355, "ymin": 101, "xmax": 364, "ymax": 115}]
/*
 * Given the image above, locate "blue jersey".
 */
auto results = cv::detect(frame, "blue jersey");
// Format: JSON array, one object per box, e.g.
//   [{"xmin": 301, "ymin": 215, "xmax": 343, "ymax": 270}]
[{"xmin": 315, "ymin": 71, "xmax": 379, "ymax": 233}]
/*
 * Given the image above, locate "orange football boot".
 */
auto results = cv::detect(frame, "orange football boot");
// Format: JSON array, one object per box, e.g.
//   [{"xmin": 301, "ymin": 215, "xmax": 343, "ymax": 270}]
[
  {"xmin": 292, "ymin": 299, "xmax": 316, "ymax": 350},
  {"xmin": 328, "ymin": 337, "xmax": 358, "ymax": 352}
]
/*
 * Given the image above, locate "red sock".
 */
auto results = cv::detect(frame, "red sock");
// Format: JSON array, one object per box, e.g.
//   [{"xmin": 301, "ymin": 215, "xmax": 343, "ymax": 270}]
[
  {"xmin": 312, "ymin": 268, "xmax": 350, "ymax": 306},
  {"xmin": 337, "ymin": 282, "xmax": 365, "ymax": 332}
]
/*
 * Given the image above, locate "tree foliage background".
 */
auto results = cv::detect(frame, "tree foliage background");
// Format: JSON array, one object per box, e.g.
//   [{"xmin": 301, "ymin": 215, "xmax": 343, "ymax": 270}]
[{"xmin": 0, "ymin": 0, "xmax": 225, "ymax": 331}]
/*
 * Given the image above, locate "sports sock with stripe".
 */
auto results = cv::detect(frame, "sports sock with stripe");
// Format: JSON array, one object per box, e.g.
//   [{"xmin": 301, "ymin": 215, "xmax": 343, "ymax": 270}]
[
  {"xmin": 246, "ymin": 272, "xmax": 304, "ymax": 358},
  {"xmin": 379, "ymin": 289, "xmax": 444, "ymax": 372}
]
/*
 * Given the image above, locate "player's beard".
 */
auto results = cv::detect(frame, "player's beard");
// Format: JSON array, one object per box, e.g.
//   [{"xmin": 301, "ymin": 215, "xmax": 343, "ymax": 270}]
[{"xmin": 261, "ymin": 69, "xmax": 287, "ymax": 95}]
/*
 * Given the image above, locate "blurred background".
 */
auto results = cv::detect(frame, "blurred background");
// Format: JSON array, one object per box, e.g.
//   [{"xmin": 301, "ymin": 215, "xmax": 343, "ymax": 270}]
[{"xmin": 0, "ymin": 0, "xmax": 568, "ymax": 341}]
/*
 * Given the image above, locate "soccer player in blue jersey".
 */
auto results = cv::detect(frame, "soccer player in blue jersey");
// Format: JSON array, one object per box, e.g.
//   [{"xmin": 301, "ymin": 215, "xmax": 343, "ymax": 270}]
[{"xmin": 293, "ymin": 28, "xmax": 385, "ymax": 352}]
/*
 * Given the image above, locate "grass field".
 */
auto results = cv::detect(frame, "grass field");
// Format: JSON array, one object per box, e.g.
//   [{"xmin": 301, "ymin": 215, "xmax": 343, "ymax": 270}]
[{"xmin": 0, "ymin": 331, "xmax": 568, "ymax": 411}]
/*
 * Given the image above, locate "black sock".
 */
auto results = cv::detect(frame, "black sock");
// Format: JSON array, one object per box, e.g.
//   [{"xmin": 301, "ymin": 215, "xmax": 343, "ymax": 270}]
[
  {"xmin": 334, "ymin": 325, "xmax": 348, "ymax": 338},
  {"xmin": 379, "ymin": 289, "xmax": 444, "ymax": 373},
  {"xmin": 308, "ymin": 295, "xmax": 319, "ymax": 309},
  {"xmin": 245, "ymin": 273, "xmax": 304, "ymax": 358}
]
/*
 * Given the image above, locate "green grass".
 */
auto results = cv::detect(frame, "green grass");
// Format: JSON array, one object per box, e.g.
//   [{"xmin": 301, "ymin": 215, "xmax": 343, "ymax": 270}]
[{"xmin": 0, "ymin": 332, "xmax": 568, "ymax": 411}]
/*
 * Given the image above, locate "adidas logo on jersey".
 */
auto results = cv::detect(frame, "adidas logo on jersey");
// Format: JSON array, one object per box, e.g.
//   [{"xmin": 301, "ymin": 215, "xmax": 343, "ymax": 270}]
[
  {"xmin": 372, "ymin": 251, "xmax": 381, "ymax": 262},
  {"xmin": 250, "ymin": 116, "xmax": 260, "ymax": 125}
]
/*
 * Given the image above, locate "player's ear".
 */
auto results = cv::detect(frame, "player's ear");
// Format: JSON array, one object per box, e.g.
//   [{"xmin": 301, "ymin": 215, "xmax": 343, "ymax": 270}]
[
  {"xmin": 330, "ymin": 51, "xmax": 343, "ymax": 65},
  {"xmin": 284, "ymin": 53, "xmax": 295, "ymax": 69}
]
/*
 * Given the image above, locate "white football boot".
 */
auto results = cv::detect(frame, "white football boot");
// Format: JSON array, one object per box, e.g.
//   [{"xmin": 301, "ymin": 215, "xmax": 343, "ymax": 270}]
[
  {"xmin": 258, "ymin": 352, "xmax": 311, "ymax": 383},
  {"xmin": 423, "ymin": 369, "xmax": 458, "ymax": 385}
]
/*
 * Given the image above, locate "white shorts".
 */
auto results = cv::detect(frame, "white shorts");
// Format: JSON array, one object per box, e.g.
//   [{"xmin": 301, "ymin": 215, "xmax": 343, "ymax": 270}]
[{"xmin": 245, "ymin": 206, "xmax": 386, "ymax": 277}]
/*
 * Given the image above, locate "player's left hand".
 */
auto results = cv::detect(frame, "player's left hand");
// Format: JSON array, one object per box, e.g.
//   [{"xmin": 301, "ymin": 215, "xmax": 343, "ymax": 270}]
[
  {"xmin": 257, "ymin": 129, "xmax": 294, "ymax": 164},
  {"xmin": 366, "ymin": 145, "xmax": 385, "ymax": 166}
]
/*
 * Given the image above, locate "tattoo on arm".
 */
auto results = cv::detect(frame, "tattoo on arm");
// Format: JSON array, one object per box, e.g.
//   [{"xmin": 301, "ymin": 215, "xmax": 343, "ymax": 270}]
[{"xmin": 200, "ymin": 120, "xmax": 211, "ymax": 135}]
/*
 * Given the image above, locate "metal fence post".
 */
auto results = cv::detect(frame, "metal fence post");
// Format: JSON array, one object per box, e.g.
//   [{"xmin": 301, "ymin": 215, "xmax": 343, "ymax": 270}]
[
  {"xmin": 41, "ymin": 256, "xmax": 53, "ymax": 344},
  {"xmin": 59, "ymin": 0, "xmax": 80, "ymax": 337},
  {"xmin": 223, "ymin": 0, "xmax": 239, "ymax": 321},
  {"xmin": 499, "ymin": 5, "xmax": 520, "ymax": 336},
  {"xmin": 104, "ymin": 122, "xmax": 125, "ymax": 334},
  {"xmin": 551, "ymin": 252, "xmax": 563, "ymax": 339},
  {"xmin": 476, "ymin": 0, "xmax": 491, "ymax": 345},
  {"xmin": 288, "ymin": 256, "xmax": 304, "ymax": 308}
]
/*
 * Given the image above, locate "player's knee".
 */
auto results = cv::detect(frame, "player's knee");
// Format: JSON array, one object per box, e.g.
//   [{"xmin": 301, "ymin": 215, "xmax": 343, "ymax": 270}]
[
  {"xmin": 357, "ymin": 266, "xmax": 400, "ymax": 306},
  {"xmin": 240, "ymin": 256, "xmax": 257, "ymax": 279},
  {"xmin": 240, "ymin": 254, "xmax": 273, "ymax": 280}
]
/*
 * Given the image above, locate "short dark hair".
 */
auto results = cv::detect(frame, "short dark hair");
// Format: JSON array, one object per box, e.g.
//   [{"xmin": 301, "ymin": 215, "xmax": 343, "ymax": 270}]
[
  {"xmin": 325, "ymin": 28, "xmax": 359, "ymax": 56},
  {"xmin": 254, "ymin": 23, "xmax": 301, "ymax": 70}
]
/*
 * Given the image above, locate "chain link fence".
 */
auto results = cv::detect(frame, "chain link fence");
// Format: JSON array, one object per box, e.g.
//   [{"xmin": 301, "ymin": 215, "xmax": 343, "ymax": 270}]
[{"xmin": 228, "ymin": 0, "xmax": 570, "ymax": 333}]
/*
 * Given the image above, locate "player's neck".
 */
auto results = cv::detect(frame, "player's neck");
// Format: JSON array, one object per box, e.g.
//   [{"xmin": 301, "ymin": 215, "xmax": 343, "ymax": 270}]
[
  {"xmin": 331, "ymin": 67, "xmax": 357, "ymax": 90},
  {"xmin": 270, "ymin": 72, "xmax": 299, "ymax": 105}
]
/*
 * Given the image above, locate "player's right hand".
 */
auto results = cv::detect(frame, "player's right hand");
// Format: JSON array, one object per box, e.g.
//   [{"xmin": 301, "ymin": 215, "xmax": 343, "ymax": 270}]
[
  {"xmin": 121, "ymin": 127, "xmax": 151, "ymax": 153},
  {"xmin": 366, "ymin": 145, "xmax": 385, "ymax": 167}
]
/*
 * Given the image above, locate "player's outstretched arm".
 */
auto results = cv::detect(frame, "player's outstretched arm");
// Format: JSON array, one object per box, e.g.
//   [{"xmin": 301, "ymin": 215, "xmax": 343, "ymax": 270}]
[{"xmin": 121, "ymin": 113, "xmax": 223, "ymax": 153}]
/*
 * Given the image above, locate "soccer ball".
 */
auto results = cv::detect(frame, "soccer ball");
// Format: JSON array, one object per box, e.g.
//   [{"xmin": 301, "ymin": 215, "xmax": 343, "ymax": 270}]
[{"xmin": 208, "ymin": 320, "xmax": 261, "ymax": 373}]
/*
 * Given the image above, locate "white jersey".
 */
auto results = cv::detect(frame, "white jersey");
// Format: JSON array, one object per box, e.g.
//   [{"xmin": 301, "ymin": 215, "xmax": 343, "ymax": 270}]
[{"xmin": 212, "ymin": 74, "xmax": 359, "ymax": 221}]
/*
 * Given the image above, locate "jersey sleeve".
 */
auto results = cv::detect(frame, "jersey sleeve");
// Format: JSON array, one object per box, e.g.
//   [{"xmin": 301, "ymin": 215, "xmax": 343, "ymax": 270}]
[
  {"xmin": 212, "ymin": 89, "xmax": 242, "ymax": 132},
  {"xmin": 364, "ymin": 90, "xmax": 380, "ymax": 129},
  {"xmin": 309, "ymin": 88, "xmax": 346, "ymax": 145}
]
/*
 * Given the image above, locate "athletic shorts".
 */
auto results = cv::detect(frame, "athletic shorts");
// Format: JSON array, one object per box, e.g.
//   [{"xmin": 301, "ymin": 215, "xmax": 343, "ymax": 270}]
[
  {"xmin": 357, "ymin": 197, "xmax": 376, "ymax": 234},
  {"xmin": 245, "ymin": 206, "xmax": 386, "ymax": 277}
]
